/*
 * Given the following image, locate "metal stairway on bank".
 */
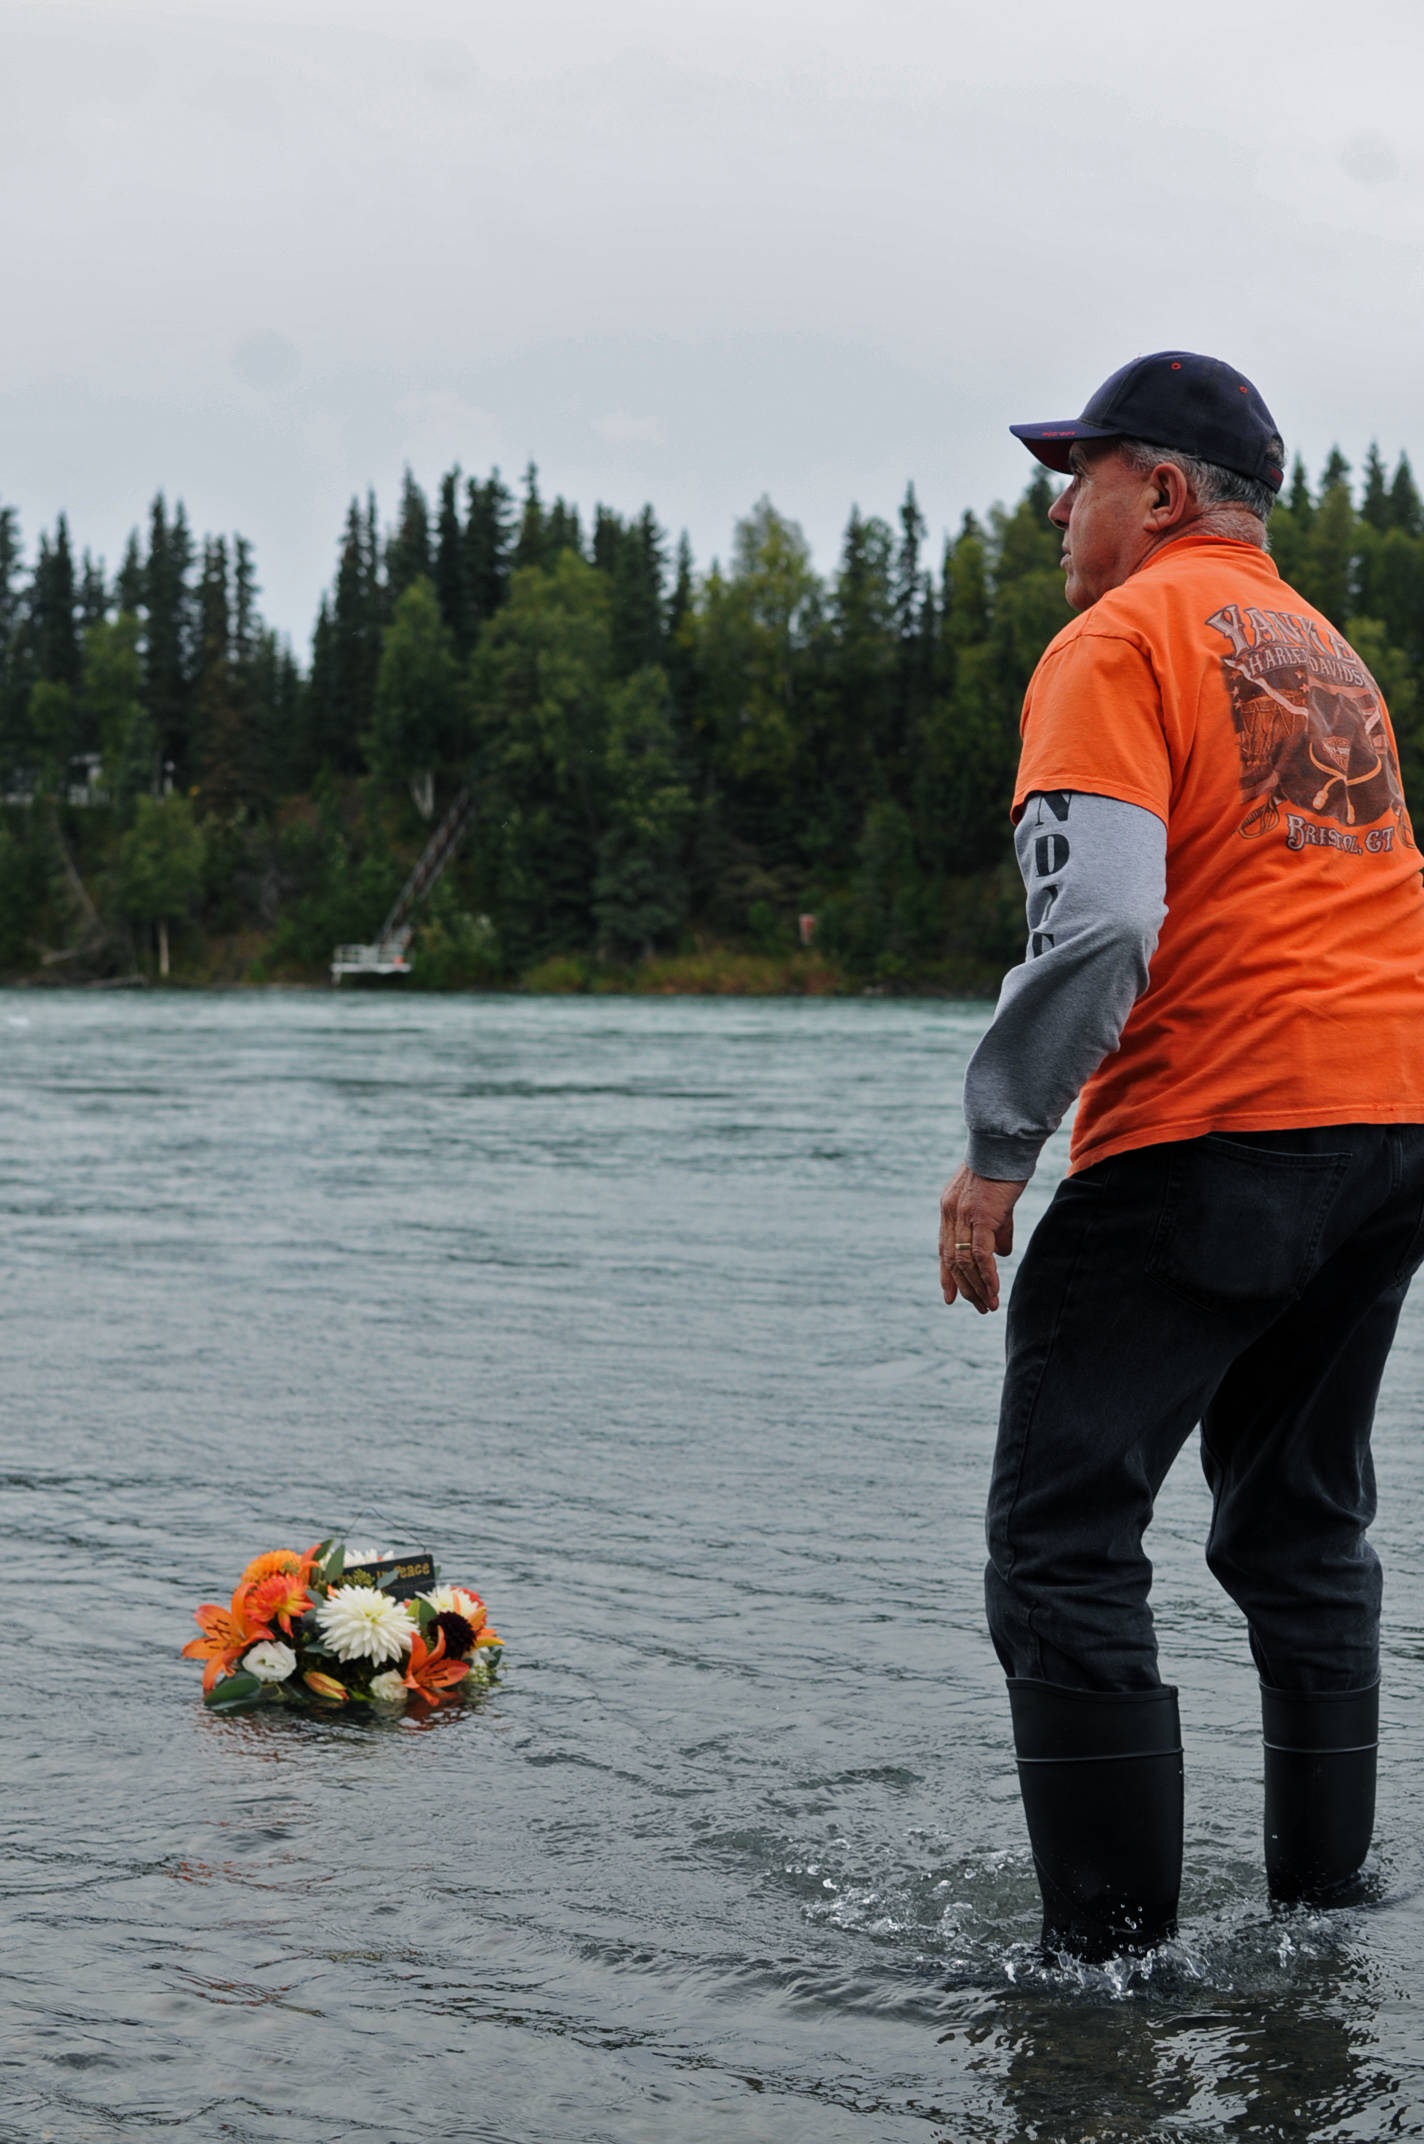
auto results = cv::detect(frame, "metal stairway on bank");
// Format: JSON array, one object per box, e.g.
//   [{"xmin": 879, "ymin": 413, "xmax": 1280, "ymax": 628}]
[{"xmin": 330, "ymin": 787, "xmax": 472, "ymax": 982}]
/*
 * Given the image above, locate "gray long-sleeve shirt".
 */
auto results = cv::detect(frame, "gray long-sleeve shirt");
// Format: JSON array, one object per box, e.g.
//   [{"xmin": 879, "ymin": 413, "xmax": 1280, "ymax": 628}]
[{"xmin": 962, "ymin": 790, "xmax": 1167, "ymax": 1181}]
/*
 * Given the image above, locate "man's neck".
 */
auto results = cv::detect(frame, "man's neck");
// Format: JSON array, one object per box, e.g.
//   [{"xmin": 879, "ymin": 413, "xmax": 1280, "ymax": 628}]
[{"xmin": 1136, "ymin": 509, "xmax": 1267, "ymax": 573}]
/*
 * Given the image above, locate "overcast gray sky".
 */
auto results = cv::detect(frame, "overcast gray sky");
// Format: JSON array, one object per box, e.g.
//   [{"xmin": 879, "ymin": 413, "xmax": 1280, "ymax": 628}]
[{"xmin": 5, "ymin": 0, "xmax": 1423, "ymax": 647}]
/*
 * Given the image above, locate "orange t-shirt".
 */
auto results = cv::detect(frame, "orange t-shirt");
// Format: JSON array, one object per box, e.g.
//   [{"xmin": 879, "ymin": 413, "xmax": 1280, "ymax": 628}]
[{"xmin": 1014, "ymin": 531, "xmax": 1424, "ymax": 1172}]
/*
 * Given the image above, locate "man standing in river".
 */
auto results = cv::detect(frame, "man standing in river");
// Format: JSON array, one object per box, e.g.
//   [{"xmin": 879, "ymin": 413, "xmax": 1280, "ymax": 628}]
[{"xmin": 938, "ymin": 351, "xmax": 1424, "ymax": 1960}]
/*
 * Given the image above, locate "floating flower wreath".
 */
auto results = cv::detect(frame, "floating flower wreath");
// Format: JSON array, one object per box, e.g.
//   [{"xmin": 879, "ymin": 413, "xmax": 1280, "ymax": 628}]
[{"xmin": 183, "ymin": 1540, "xmax": 503, "ymax": 1713}]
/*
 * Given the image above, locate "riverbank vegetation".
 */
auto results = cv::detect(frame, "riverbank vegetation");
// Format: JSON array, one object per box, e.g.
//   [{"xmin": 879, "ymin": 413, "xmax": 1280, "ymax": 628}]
[{"xmin": 1, "ymin": 445, "xmax": 1421, "ymax": 991}]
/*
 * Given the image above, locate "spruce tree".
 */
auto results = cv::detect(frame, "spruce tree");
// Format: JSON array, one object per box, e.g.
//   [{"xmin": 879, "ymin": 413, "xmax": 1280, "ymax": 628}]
[
  {"xmin": 1361, "ymin": 444, "xmax": 1391, "ymax": 531},
  {"xmin": 226, "ymin": 535, "xmax": 287, "ymax": 811},
  {"xmin": 1288, "ymin": 458, "xmax": 1316, "ymax": 523},
  {"xmin": 1390, "ymin": 454, "xmax": 1423, "ymax": 536},
  {"xmin": 233, "ymin": 536, "xmax": 258, "ymax": 665},
  {"xmin": 29, "ymin": 517, "xmax": 81, "ymax": 687},
  {"xmin": 605, "ymin": 506, "xmax": 667, "ymax": 677},
  {"xmin": 546, "ymin": 497, "xmax": 583, "ymax": 560},
  {"xmin": 434, "ymin": 469, "xmax": 471, "ymax": 653},
  {"xmin": 78, "ymin": 550, "xmax": 108, "ymax": 638},
  {"xmin": 830, "ymin": 505, "xmax": 896, "ymax": 815},
  {"xmin": 893, "ymin": 484, "xmax": 926, "ymax": 647},
  {"xmin": 305, "ymin": 597, "xmax": 336, "ymax": 785},
  {"xmin": 115, "ymin": 532, "xmax": 145, "ymax": 616},
  {"xmin": 664, "ymin": 531, "xmax": 700, "ymax": 769},
  {"xmin": 386, "ymin": 469, "xmax": 432, "ymax": 601},
  {"xmin": 513, "ymin": 466, "xmax": 581, "ymax": 568},
  {"xmin": 514, "ymin": 463, "xmax": 547, "ymax": 571},
  {"xmin": 893, "ymin": 482, "xmax": 934, "ymax": 780},
  {"xmin": 194, "ymin": 536, "xmax": 246, "ymax": 812},
  {"xmin": 591, "ymin": 504, "xmax": 621, "ymax": 578},
  {"xmin": 144, "ymin": 495, "xmax": 196, "ymax": 782},
  {"xmin": 667, "ymin": 532, "xmax": 694, "ymax": 654},
  {"xmin": 465, "ymin": 470, "xmax": 514, "ymax": 630},
  {"xmin": 312, "ymin": 497, "xmax": 383, "ymax": 772},
  {"xmin": 247, "ymin": 630, "xmax": 304, "ymax": 805}
]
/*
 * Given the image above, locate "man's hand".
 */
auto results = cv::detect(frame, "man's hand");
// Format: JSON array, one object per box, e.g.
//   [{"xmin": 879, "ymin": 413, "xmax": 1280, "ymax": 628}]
[{"xmin": 939, "ymin": 1165, "xmax": 1027, "ymax": 1314}]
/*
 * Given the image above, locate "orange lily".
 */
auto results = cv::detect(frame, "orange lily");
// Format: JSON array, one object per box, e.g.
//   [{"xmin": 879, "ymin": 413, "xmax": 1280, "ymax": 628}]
[
  {"xmin": 245, "ymin": 1568, "xmax": 314, "ymax": 1635},
  {"xmin": 401, "ymin": 1626, "xmax": 470, "ymax": 1708},
  {"xmin": 303, "ymin": 1670, "xmax": 348, "ymax": 1702},
  {"xmin": 182, "ymin": 1585, "xmax": 276, "ymax": 1694}
]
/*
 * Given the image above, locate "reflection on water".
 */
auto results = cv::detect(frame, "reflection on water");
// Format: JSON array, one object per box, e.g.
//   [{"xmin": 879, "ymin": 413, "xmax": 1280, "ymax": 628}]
[{"xmin": 2, "ymin": 990, "xmax": 1423, "ymax": 2141}]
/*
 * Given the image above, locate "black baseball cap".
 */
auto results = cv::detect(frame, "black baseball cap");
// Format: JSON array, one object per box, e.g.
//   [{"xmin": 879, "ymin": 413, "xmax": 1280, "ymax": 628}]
[{"xmin": 1010, "ymin": 351, "xmax": 1285, "ymax": 493}]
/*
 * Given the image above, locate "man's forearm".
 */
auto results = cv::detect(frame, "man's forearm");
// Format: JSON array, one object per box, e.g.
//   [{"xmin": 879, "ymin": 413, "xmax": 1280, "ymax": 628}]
[{"xmin": 962, "ymin": 791, "xmax": 1167, "ymax": 1179}]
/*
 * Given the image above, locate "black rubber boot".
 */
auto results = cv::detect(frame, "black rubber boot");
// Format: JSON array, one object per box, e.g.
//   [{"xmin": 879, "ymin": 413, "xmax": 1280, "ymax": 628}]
[
  {"xmin": 1261, "ymin": 1682, "xmax": 1378, "ymax": 1905},
  {"xmin": 1008, "ymin": 1678, "xmax": 1183, "ymax": 1962}
]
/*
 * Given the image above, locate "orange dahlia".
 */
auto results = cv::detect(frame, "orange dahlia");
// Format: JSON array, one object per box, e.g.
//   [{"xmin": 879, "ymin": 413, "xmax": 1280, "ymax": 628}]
[
  {"xmin": 239, "ymin": 1541, "xmax": 322, "ymax": 1588},
  {"xmin": 245, "ymin": 1568, "xmax": 314, "ymax": 1635},
  {"xmin": 239, "ymin": 1548, "xmax": 300, "ymax": 1585}
]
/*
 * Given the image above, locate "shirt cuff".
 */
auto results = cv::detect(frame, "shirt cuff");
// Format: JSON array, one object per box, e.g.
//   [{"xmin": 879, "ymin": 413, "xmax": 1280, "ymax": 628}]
[{"xmin": 964, "ymin": 1128, "xmax": 1046, "ymax": 1182}]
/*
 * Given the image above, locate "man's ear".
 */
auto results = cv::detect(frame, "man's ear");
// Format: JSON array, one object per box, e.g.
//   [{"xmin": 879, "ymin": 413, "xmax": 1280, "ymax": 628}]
[{"xmin": 1145, "ymin": 461, "xmax": 1192, "ymax": 529}]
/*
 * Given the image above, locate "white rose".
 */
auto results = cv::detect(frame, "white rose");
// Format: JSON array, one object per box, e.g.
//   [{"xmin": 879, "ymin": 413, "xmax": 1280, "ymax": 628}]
[
  {"xmin": 243, "ymin": 1640, "xmax": 297, "ymax": 1683},
  {"xmin": 369, "ymin": 1670, "xmax": 408, "ymax": 1705}
]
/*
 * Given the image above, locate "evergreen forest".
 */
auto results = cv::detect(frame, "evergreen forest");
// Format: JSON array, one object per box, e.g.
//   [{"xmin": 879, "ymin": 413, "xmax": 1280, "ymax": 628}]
[{"xmin": 1, "ymin": 444, "xmax": 1422, "ymax": 993}]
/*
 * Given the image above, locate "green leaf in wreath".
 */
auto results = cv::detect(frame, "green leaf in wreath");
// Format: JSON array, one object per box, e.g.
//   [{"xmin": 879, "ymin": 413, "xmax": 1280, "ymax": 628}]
[{"xmin": 204, "ymin": 1671, "xmax": 263, "ymax": 1709}]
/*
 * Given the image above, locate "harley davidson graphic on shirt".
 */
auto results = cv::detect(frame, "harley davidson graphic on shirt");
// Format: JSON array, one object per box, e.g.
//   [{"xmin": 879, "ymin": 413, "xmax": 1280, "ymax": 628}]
[{"xmin": 1206, "ymin": 601, "xmax": 1414, "ymax": 851}]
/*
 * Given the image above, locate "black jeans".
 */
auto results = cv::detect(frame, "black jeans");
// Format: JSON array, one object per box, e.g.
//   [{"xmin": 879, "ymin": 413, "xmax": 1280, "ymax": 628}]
[{"xmin": 986, "ymin": 1125, "xmax": 1424, "ymax": 1694}]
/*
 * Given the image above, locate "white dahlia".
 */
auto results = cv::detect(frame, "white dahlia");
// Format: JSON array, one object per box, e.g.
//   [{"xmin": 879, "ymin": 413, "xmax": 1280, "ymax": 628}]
[
  {"xmin": 368, "ymin": 1670, "xmax": 408, "ymax": 1705},
  {"xmin": 243, "ymin": 1639, "xmax": 297, "ymax": 1683},
  {"xmin": 315, "ymin": 1585, "xmax": 417, "ymax": 1664},
  {"xmin": 342, "ymin": 1545, "xmax": 390, "ymax": 1567}
]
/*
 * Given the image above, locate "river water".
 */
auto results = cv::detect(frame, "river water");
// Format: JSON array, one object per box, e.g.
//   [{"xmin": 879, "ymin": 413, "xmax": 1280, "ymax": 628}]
[{"xmin": 2, "ymin": 989, "xmax": 1424, "ymax": 2143}]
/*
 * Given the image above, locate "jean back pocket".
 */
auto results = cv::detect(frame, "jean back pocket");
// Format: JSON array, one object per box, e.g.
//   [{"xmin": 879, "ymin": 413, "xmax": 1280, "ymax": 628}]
[{"xmin": 1146, "ymin": 1134, "xmax": 1350, "ymax": 1312}]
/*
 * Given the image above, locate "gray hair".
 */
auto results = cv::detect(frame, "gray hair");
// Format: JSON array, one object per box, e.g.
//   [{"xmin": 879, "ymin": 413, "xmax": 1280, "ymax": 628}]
[{"xmin": 1114, "ymin": 436, "xmax": 1276, "ymax": 529}]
